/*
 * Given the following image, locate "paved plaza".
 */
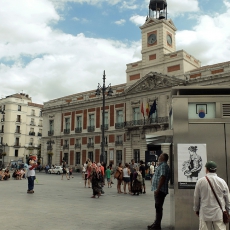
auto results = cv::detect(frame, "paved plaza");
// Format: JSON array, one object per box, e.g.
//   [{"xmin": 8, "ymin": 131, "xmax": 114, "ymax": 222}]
[{"xmin": 1, "ymin": 172, "xmax": 173, "ymax": 230}]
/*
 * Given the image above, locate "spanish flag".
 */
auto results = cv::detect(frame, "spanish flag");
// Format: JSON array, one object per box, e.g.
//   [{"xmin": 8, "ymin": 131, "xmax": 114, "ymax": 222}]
[{"xmin": 146, "ymin": 102, "xmax": 149, "ymax": 117}]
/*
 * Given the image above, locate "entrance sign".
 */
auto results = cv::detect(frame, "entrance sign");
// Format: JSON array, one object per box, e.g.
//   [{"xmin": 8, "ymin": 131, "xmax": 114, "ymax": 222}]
[{"xmin": 178, "ymin": 144, "xmax": 207, "ymax": 189}]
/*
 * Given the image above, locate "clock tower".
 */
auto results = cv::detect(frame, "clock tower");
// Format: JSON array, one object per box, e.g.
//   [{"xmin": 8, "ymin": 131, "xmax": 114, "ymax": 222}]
[{"xmin": 126, "ymin": 0, "xmax": 201, "ymax": 85}]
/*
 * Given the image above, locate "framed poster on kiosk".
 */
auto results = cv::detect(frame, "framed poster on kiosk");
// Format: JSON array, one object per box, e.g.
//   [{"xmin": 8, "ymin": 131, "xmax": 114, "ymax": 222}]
[{"xmin": 178, "ymin": 144, "xmax": 207, "ymax": 189}]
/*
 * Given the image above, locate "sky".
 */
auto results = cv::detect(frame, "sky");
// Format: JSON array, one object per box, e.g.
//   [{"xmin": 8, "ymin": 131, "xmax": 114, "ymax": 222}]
[{"xmin": 0, "ymin": 0, "xmax": 230, "ymax": 104}]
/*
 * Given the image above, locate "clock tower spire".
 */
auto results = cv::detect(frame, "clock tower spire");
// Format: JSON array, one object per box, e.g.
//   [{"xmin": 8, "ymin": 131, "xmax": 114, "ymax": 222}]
[{"xmin": 149, "ymin": 0, "xmax": 167, "ymax": 20}]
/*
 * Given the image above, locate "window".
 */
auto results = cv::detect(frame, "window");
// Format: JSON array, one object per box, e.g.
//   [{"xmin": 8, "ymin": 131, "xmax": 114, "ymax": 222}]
[
  {"xmin": 1, "ymin": 114, "xmax": 5, "ymax": 122},
  {"xmin": 15, "ymin": 150, "xmax": 18, "ymax": 157},
  {"xmin": 30, "ymin": 138, "xmax": 33, "ymax": 145},
  {"xmin": 89, "ymin": 137, "xmax": 93, "ymax": 144},
  {"xmin": 89, "ymin": 114, "xmax": 94, "ymax": 126},
  {"xmin": 133, "ymin": 149, "xmax": 140, "ymax": 163},
  {"xmin": 39, "ymin": 120, "xmax": 42, "ymax": 126},
  {"xmin": 31, "ymin": 109, "xmax": 35, "ymax": 116},
  {"xmin": 17, "ymin": 115, "xmax": 21, "ymax": 122},
  {"xmin": 1, "ymin": 125, "xmax": 4, "ymax": 133},
  {"xmin": 64, "ymin": 140, "xmax": 68, "ymax": 146},
  {"xmin": 49, "ymin": 120, "xmax": 54, "ymax": 131},
  {"xmin": 116, "ymin": 110, "xmax": 123, "ymax": 123},
  {"xmin": 64, "ymin": 153, "xmax": 68, "ymax": 164},
  {"xmin": 75, "ymin": 152, "xmax": 80, "ymax": 164},
  {"xmin": 18, "ymin": 105, "xmax": 21, "ymax": 111},
  {"xmin": 39, "ymin": 110, "xmax": 42, "ymax": 117},
  {"xmin": 104, "ymin": 112, "xmax": 108, "ymax": 125},
  {"xmin": 116, "ymin": 150, "xmax": 122, "ymax": 166},
  {"xmin": 133, "ymin": 107, "xmax": 140, "ymax": 121},
  {"xmin": 3, "ymin": 105, "xmax": 5, "ymax": 110},
  {"xmin": 15, "ymin": 138, "xmax": 20, "ymax": 146},
  {"xmin": 65, "ymin": 117, "xmax": 70, "ymax": 130},
  {"xmin": 88, "ymin": 152, "xmax": 93, "ymax": 162},
  {"xmin": 30, "ymin": 118, "xmax": 35, "ymax": 125},
  {"xmin": 16, "ymin": 126, "xmax": 20, "ymax": 133},
  {"xmin": 0, "ymin": 137, "xmax": 3, "ymax": 144},
  {"xmin": 76, "ymin": 116, "xmax": 82, "ymax": 128}
]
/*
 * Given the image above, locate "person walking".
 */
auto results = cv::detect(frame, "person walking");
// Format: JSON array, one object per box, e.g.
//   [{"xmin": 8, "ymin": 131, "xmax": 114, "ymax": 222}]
[
  {"xmin": 193, "ymin": 161, "xmax": 230, "ymax": 230},
  {"xmin": 105, "ymin": 166, "xmax": 112, "ymax": 188},
  {"xmin": 139, "ymin": 160, "xmax": 146, "ymax": 194},
  {"xmin": 149, "ymin": 161, "xmax": 155, "ymax": 185},
  {"xmin": 129, "ymin": 159, "xmax": 138, "ymax": 192},
  {"xmin": 61, "ymin": 161, "xmax": 69, "ymax": 180},
  {"xmin": 148, "ymin": 153, "xmax": 170, "ymax": 230}
]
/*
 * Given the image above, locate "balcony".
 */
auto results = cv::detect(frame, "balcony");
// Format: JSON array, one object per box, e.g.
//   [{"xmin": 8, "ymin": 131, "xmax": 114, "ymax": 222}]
[
  {"xmin": 14, "ymin": 143, "xmax": 21, "ymax": 148},
  {"xmin": 75, "ymin": 143, "xmax": 81, "ymax": 149},
  {"xmin": 37, "ymin": 132, "xmax": 42, "ymax": 136},
  {"xmin": 1, "ymin": 118, "xmax": 5, "ymax": 122},
  {"xmin": 15, "ymin": 119, "xmax": 22, "ymax": 123},
  {"xmin": 30, "ymin": 122, "xmax": 36, "ymax": 126},
  {"xmin": 63, "ymin": 144, "xmax": 69, "ymax": 150},
  {"xmin": 100, "ymin": 142, "xmax": 108, "ymax": 147},
  {"xmin": 124, "ymin": 117, "xmax": 169, "ymax": 128},
  {"xmin": 15, "ymin": 130, "xmax": 21, "ymax": 135},
  {"xmin": 29, "ymin": 131, "xmax": 35, "ymax": 136},
  {"xmin": 87, "ymin": 126, "xmax": 95, "ymax": 132},
  {"xmin": 87, "ymin": 143, "xmax": 94, "ymax": 148},
  {"xmin": 64, "ymin": 129, "xmax": 70, "ymax": 134},
  {"xmin": 115, "ymin": 140, "xmax": 123, "ymax": 146},
  {"xmin": 47, "ymin": 145, "xmax": 53, "ymax": 151},
  {"xmin": 38, "ymin": 124, "xmax": 43, "ymax": 127},
  {"xmin": 0, "ymin": 130, "xmax": 4, "ymax": 133},
  {"xmin": 29, "ymin": 142, "xmax": 34, "ymax": 146},
  {"xmin": 75, "ymin": 127, "xmax": 82, "ymax": 133},
  {"xmin": 48, "ymin": 130, "xmax": 54, "ymax": 136},
  {"xmin": 115, "ymin": 122, "xmax": 124, "ymax": 129},
  {"xmin": 31, "ymin": 113, "xmax": 35, "ymax": 116},
  {"xmin": 101, "ymin": 124, "xmax": 109, "ymax": 130}
]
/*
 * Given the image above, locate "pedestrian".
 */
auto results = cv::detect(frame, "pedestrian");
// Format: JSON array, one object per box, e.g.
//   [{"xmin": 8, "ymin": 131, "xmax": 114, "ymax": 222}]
[
  {"xmin": 149, "ymin": 161, "xmax": 155, "ymax": 185},
  {"xmin": 105, "ymin": 166, "xmax": 112, "ymax": 188},
  {"xmin": 129, "ymin": 159, "xmax": 138, "ymax": 192},
  {"xmin": 115, "ymin": 162, "xmax": 123, "ymax": 194},
  {"xmin": 82, "ymin": 164, "xmax": 86, "ymax": 180},
  {"xmin": 61, "ymin": 161, "xmax": 69, "ymax": 180},
  {"xmin": 69, "ymin": 167, "xmax": 74, "ymax": 178},
  {"xmin": 123, "ymin": 163, "xmax": 131, "ymax": 194},
  {"xmin": 148, "ymin": 153, "xmax": 170, "ymax": 230},
  {"xmin": 139, "ymin": 160, "xmax": 146, "ymax": 194},
  {"xmin": 193, "ymin": 161, "xmax": 230, "ymax": 230},
  {"xmin": 86, "ymin": 161, "xmax": 92, "ymax": 188},
  {"xmin": 109, "ymin": 163, "xmax": 114, "ymax": 184},
  {"xmin": 132, "ymin": 167, "xmax": 142, "ymax": 195},
  {"xmin": 89, "ymin": 164, "xmax": 102, "ymax": 198},
  {"xmin": 27, "ymin": 155, "xmax": 38, "ymax": 194}
]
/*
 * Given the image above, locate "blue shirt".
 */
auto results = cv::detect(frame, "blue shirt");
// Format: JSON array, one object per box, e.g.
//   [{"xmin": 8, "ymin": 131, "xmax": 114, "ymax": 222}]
[{"xmin": 151, "ymin": 162, "xmax": 170, "ymax": 195}]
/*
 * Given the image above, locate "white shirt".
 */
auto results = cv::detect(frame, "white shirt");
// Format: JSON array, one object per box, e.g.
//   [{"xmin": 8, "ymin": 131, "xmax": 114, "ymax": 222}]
[
  {"xmin": 27, "ymin": 165, "xmax": 35, "ymax": 177},
  {"xmin": 123, "ymin": 168, "xmax": 129, "ymax": 177},
  {"xmin": 84, "ymin": 163, "xmax": 87, "ymax": 174},
  {"xmin": 193, "ymin": 173, "xmax": 230, "ymax": 221},
  {"xmin": 150, "ymin": 165, "xmax": 155, "ymax": 174}
]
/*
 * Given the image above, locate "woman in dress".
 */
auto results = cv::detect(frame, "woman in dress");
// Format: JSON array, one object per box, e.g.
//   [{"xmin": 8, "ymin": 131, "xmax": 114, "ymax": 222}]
[
  {"xmin": 89, "ymin": 164, "xmax": 102, "ymax": 198},
  {"xmin": 132, "ymin": 167, "xmax": 142, "ymax": 195}
]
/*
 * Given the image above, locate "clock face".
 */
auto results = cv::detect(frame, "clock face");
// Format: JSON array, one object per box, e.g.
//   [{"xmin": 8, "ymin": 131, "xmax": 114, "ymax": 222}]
[
  {"xmin": 167, "ymin": 34, "xmax": 172, "ymax": 45},
  {"xmin": 148, "ymin": 34, "xmax": 157, "ymax": 45}
]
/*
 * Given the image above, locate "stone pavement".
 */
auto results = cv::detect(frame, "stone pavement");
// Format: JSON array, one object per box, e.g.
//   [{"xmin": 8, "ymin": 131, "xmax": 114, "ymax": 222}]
[{"xmin": 0, "ymin": 172, "xmax": 173, "ymax": 230}]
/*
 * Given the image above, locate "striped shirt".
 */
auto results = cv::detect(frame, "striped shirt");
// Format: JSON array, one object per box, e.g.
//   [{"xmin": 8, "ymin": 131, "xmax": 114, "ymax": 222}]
[{"xmin": 151, "ymin": 162, "xmax": 170, "ymax": 195}]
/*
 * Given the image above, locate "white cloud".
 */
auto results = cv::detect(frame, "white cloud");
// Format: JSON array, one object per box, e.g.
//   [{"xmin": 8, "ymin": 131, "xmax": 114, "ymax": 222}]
[
  {"xmin": 130, "ymin": 15, "xmax": 146, "ymax": 26},
  {"xmin": 114, "ymin": 19, "xmax": 126, "ymax": 25},
  {"xmin": 72, "ymin": 17, "xmax": 79, "ymax": 21}
]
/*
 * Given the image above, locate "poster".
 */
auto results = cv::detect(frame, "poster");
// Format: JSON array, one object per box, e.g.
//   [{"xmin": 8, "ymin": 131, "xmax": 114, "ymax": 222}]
[{"xmin": 178, "ymin": 144, "xmax": 207, "ymax": 189}]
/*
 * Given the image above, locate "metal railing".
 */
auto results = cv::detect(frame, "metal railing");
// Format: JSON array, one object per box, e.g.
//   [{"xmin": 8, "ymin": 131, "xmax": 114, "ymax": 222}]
[
  {"xmin": 29, "ymin": 131, "xmax": 35, "ymax": 136},
  {"xmin": 14, "ymin": 143, "xmax": 21, "ymax": 148},
  {"xmin": 101, "ymin": 124, "xmax": 108, "ymax": 130},
  {"xmin": 124, "ymin": 117, "xmax": 169, "ymax": 128},
  {"xmin": 115, "ymin": 140, "xmax": 123, "ymax": 146},
  {"xmin": 115, "ymin": 122, "xmax": 124, "ymax": 129},
  {"xmin": 38, "ymin": 132, "xmax": 42, "ymax": 136},
  {"xmin": 16, "ymin": 119, "xmax": 22, "ymax": 123},
  {"xmin": 64, "ymin": 129, "xmax": 70, "ymax": 134},
  {"xmin": 75, "ymin": 143, "xmax": 81, "ymax": 149},
  {"xmin": 75, "ymin": 127, "xmax": 82, "ymax": 133},
  {"xmin": 87, "ymin": 126, "xmax": 95, "ymax": 132},
  {"xmin": 30, "ymin": 122, "xmax": 36, "ymax": 126},
  {"xmin": 63, "ymin": 144, "xmax": 69, "ymax": 149},
  {"xmin": 48, "ymin": 130, "xmax": 54, "ymax": 136},
  {"xmin": 0, "ymin": 130, "xmax": 4, "ymax": 133},
  {"xmin": 87, "ymin": 143, "xmax": 94, "ymax": 148}
]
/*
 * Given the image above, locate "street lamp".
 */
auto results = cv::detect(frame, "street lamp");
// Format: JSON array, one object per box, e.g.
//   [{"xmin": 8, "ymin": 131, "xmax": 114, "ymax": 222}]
[
  {"xmin": 0, "ymin": 143, "xmax": 8, "ymax": 168},
  {"xmin": 47, "ymin": 139, "xmax": 55, "ymax": 166},
  {"xmin": 95, "ymin": 70, "xmax": 113, "ymax": 164}
]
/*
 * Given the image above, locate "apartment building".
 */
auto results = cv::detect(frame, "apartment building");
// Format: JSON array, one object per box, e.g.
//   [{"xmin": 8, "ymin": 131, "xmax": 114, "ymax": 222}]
[{"xmin": 0, "ymin": 93, "xmax": 43, "ymax": 167}]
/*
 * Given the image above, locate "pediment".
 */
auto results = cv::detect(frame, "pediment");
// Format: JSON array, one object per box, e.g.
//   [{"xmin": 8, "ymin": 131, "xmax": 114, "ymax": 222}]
[
  {"xmin": 125, "ymin": 72, "xmax": 185, "ymax": 95},
  {"xmin": 140, "ymin": 18, "xmax": 177, "ymax": 31}
]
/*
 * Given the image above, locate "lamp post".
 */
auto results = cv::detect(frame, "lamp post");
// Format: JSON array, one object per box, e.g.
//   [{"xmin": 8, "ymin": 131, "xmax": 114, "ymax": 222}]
[
  {"xmin": 47, "ymin": 139, "xmax": 55, "ymax": 167},
  {"xmin": 95, "ymin": 70, "xmax": 113, "ymax": 164},
  {"xmin": 0, "ymin": 143, "xmax": 8, "ymax": 168}
]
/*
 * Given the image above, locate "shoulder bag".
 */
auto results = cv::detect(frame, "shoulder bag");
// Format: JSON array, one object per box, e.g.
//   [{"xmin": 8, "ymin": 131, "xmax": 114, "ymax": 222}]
[{"xmin": 206, "ymin": 176, "xmax": 230, "ymax": 224}]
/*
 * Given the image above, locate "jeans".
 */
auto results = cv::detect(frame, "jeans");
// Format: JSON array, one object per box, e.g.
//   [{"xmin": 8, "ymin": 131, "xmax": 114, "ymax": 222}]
[
  {"xmin": 154, "ymin": 191, "xmax": 166, "ymax": 226},
  {"xmin": 28, "ymin": 176, "xmax": 35, "ymax": 191}
]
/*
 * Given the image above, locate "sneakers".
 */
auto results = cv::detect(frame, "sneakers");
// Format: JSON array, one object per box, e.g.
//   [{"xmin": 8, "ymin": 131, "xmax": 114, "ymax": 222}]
[{"xmin": 147, "ymin": 223, "xmax": 161, "ymax": 230}]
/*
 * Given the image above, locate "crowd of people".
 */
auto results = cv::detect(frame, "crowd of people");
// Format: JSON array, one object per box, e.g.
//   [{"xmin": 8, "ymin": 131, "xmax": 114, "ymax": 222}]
[{"xmin": 81, "ymin": 158, "xmax": 155, "ymax": 198}]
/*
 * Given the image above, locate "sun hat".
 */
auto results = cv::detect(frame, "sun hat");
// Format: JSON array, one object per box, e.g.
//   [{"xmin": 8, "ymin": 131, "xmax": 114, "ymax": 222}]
[{"xmin": 205, "ymin": 161, "xmax": 217, "ymax": 171}]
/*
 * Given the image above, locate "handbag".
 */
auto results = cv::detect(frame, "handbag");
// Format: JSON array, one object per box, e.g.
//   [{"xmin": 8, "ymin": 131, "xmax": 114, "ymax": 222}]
[{"xmin": 205, "ymin": 176, "xmax": 230, "ymax": 224}]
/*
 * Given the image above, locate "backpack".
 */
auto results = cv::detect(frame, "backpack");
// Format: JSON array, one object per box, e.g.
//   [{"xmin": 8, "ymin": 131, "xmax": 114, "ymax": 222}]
[{"xmin": 137, "ymin": 171, "xmax": 142, "ymax": 182}]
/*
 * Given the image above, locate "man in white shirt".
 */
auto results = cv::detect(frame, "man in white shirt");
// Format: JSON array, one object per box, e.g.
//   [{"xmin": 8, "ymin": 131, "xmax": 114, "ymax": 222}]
[
  {"xmin": 149, "ymin": 162, "xmax": 155, "ymax": 184},
  {"xmin": 193, "ymin": 161, "xmax": 230, "ymax": 230}
]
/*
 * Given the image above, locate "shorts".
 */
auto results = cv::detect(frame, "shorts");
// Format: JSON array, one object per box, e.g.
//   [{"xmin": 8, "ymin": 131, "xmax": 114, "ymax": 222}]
[
  {"xmin": 85, "ymin": 174, "xmax": 88, "ymax": 180},
  {"xmin": 107, "ymin": 178, "xmax": 111, "ymax": 182},
  {"xmin": 123, "ymin": 177, "xmax": 130, "ymax": 183},
  {"xmin": 149, "ymin": 174, "xmax": 153, "ymax": 179}
]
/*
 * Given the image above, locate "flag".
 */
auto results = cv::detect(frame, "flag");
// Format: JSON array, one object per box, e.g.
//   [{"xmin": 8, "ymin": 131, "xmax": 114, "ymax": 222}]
[
  {"xmin": 141, "ymin": 102, "xmax": 144, "ymax": 117},
  {"xmin": 149, "ymin": 100, "xmax": 157, "ymax": 117},
  {"xmin": 146, "ymin": 102, "xmax": 149, "ymax": 117}
]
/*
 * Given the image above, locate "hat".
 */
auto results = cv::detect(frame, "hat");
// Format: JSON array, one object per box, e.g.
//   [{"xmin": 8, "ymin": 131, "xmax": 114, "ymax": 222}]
[{"xmin": 205, "ymin": 161, "xmax": 217, "ymax": 171}]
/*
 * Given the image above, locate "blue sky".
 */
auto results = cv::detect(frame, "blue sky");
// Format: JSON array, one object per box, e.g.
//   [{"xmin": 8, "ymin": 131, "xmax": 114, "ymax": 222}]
[{"xmin": 0, "ymin": 0, "xmax": 230, "ymax": 103}]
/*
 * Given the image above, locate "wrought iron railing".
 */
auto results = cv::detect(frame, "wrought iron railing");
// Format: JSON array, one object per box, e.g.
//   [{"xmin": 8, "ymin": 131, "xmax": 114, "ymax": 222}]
[
  {"xmin": 29, "ymin": 131, "xmax": 35, "ymax": 136},
  {"xmin": 115, "ymin": 122, "xmax": 124, "ymax": 129},
  {"xmin": 64, "ymin": 129, "xmax": 70, "ymax": 134},
  {"xmin": 75, "ymin": 143, "xmax": 81, "ymax": 149},
  {"xmin": 48, "ymin": 130, "xmax": 54, "ymax": 136},
  {"xmin": 75, "ymin": 127, "xmax": 82, "ymax": 133},
  {"xmin": 87, "ymin": 126, "xmax": 95, "ymax": 132},
  {"xmin": 87, "ymin": 143, "xmax": 94, "ymax": 148},
  {"xmin": 115, "ymin": 141, "xmax": 123, "ymax": 146},
  {"xmin": 101, "ymin": 124, "xmax": 108, "ymax": 130}
]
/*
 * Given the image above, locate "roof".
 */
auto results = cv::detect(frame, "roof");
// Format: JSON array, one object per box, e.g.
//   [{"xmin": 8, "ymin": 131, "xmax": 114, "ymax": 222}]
[{"xmin": 28, "ymin": 102, "xmax": 43, "ymax": 108}]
